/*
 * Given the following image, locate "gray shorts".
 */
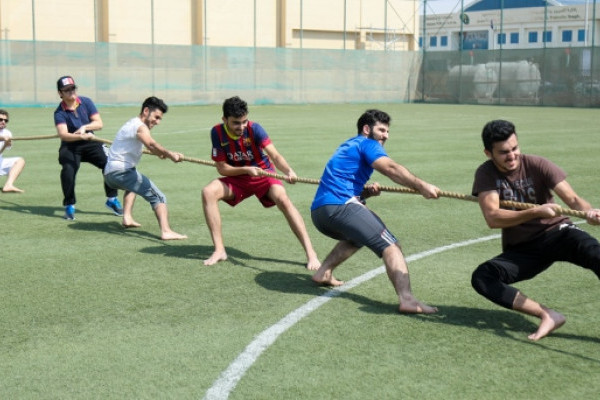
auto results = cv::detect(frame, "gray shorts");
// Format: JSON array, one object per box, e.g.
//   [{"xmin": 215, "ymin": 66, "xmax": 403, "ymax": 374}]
[
  {"xmin": 311, "ymin": 203, "xmax": 397, "ymax": 258},
  {"xmin": 104, "ymin": 168, "xmax": 166, "ymax": 209}
]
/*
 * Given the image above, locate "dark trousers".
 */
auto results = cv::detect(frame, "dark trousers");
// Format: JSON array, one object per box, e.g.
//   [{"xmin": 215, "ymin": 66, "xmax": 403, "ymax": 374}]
[
  {"xmin": 471, "ymin": 224, "xmax": 600, "ymax": 309},
  {"xmin": 58, "ymin": 141, "xmax": 117, "ymax": 206}
]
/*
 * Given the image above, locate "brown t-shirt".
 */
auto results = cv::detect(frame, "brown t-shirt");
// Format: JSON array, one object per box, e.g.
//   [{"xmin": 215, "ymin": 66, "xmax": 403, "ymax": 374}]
[{"xmin": 472, "ymin": 154, "xmax": 571, "ymax": 249}]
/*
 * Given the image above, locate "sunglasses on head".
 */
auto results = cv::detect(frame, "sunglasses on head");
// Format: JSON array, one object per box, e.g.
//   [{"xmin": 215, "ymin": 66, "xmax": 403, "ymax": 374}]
[
  {"xmin": 0, "ymin": 118, "xmax": 8, "ymax": 123},
  {"xmin": 61, "ymin": 86, "xmax": 78, "ymax": 93}
]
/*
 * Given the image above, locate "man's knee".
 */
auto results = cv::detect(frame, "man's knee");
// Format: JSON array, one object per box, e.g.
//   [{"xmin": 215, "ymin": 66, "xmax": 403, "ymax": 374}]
[
  {"xmin": 275, "ymin": 194, "xmax": 294, "ymax": 211},
  {"xmin": 471, "ymin": 262, "xmax": 499, "ymax": 297},
  {"xmin": 60, "ymin": 163, "xmax": 77, "ymax": 175},
  {"xmin": 268, "ymin": 185, "xmax": 289, "ymax": 205},
  {"xmin": 202, "ymin": 181, "xmax": 219, "ymax": 199}
]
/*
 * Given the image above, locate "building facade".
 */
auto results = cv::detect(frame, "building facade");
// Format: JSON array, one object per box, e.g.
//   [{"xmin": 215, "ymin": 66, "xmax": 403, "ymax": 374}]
[
  {"xmin": 423, "ymin": 0, "xmax": 599, "ymax": 51},
  {"xmin": 0, "ymin": 0, "xmax": 420, "ymax": 51}
]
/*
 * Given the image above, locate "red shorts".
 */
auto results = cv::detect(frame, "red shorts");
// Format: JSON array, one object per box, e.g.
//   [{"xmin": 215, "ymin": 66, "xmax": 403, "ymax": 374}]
[{"xmin": 219, "ymin": 175, "xmax": 282, "ymax": 208}]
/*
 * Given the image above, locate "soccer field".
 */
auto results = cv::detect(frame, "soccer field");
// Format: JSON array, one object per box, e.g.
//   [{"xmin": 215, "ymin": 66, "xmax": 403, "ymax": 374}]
[{"xmin": 1, "ymin": 103, "xmax": 599, "ymax": 399}]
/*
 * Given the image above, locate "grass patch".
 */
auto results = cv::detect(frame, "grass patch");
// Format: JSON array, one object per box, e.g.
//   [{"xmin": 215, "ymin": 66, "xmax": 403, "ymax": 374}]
[{"xmin": 1, "ymin": 103, "xmax": 599, "ymax": 399}]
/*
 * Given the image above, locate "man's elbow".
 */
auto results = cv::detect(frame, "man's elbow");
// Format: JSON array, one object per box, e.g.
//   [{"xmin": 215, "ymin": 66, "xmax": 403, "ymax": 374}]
[{"xmin": 483, "ymin": 216, "xmax": 502, "ymax": 229}]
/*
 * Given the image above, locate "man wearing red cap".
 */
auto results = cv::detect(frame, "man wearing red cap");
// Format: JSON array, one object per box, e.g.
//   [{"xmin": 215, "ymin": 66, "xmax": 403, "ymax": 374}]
[{"xmin": 53, "ymin": 75, "xmax": 122, "ymax": 220}]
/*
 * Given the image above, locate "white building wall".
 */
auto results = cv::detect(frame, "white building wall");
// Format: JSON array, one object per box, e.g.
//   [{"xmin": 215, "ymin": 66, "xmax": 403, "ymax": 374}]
[
  {"xmin": 423, "ymin": 4, "xmax": 599, "ymax": 51},
  {"xmin": 0, "ymin": 0, "xmax": 419, "ymax": 51}
]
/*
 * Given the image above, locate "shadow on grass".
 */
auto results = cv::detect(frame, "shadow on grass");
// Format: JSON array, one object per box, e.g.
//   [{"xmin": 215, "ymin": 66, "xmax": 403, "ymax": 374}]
[
  {"xmin": 68, "ymin": 221, "xmax": 163, "ymax": 242},
  {"xmin": 66, "ymin": 220, "xmax": 309, "ymax": 267},
  {"xmin": 413, "ymin": 304, "xmax": 537, "ymax": 337},
  {"xmin": 138, "ymin": 244, "xmax": 307, "ymax": 269},
  {"xmin": 256, "ymin": 270, "xmax": 325, "ymax": 296},
  {"xmin": 255, "ymin": 270, "xmax": 385, "ymax": 298},
  {"xmin": 0, "ymin": 199, "xmax": 121, "ymax": 219},
  {"xmin": 255, "ymin": 270, "xmax": 600, "ymax": 357},
  {"xmin": 0, "ymin": 200, "xmax": 63, "ymax": 218},
  {"xmin": 426, "ymin": 305, "xmax": 600, "ymax": 345}
]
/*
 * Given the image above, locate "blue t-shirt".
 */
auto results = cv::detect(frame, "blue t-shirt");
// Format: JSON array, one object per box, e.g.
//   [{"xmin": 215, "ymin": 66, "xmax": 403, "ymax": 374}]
[
  {"xmin": 54, "ymin": 96, "xmax": 99, "ymax": 134},
  {"xmin": 311, "ymin": 135, "xmax": 387, "ymax": 210}
]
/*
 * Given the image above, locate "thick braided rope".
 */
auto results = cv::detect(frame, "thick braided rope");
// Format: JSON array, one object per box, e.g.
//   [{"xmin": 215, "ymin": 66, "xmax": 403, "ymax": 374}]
[
  {"xmin": 11, "ymin": 134, "xmax": 60, "ymax": 141},
  {"xmin": 12, "ymin": 134, "xmax": 588, "ymax": 219},
  {"xmin": 377, "ymin": 184, "xmax": 587, "ymax": 219}
]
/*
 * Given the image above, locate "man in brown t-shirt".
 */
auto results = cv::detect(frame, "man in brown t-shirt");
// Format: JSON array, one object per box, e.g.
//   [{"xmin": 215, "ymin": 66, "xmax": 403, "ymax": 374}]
[{"xmin": 471, "ymin": 119, "xmax": 600, "ymax": 341}]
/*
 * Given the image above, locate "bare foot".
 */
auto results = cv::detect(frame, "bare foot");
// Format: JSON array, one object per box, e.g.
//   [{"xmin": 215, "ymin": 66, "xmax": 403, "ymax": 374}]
[
  {"xmin": 399, "ymin": 298, "xmax": 438, "ymax": 314},
  {"xmin": 204, "ymin": 250, "xmax": 228, "ymax": 266},
  {"xmin": 2, "ymin": 186, "xmax": 24, "ymax": 193},
  {"xmin": 161, "ymin": 231, "xmax": 187, "ymax": 241},
  {"xmin": 312, "ymin": 271, "xmax": 344, "ymax": 286},
  {"xmin": 528, "ymin": 308, "xmax": 566, "ymax": 341},
  {"xmin": 122, "ymin": 218, "xmax": 141, "ymax": 228},
  {"xmin": 306, "ymin": 257, "xmax": 321, "ymax": 271}
]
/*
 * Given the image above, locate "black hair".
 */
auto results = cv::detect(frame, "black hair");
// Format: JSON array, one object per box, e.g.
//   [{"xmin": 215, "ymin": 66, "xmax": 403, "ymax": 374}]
[
  {"xmin": 356, "ymin": 109, "xmax": 391, "ymax": 134},
  {"xmin": 0, "ymin": 109, "xmax": 8, "ymax": 118},
  {"xmin": 141, "ymin": 96, "xmax": 168, "ymax": 114},
  {"xmin": 222, "ymin": 96, "xmax": 248, "ymax": 119},
  {"xmin": 481, "ymin": 120, "xmax": 516, "ymax": 151}
]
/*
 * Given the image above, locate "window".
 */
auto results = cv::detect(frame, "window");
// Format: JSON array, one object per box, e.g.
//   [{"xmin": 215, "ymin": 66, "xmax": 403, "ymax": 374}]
[
  {"xmin": 497, "ymin": 33, "xmax": 506, "ymax": 45},
  {"xmin": 528, "ymin": 31, "xmax": 538, "ymax": 43},
  {"xmin": 510, "ymin": 32, "xmax": 519, "ymax": 44},
  {"xmin": 543, "ymin": 31, "xmax": 552, "ymax": 43},
  {"xmin": 577, "ymin": 29, "xmax": 585, "ymax": 42},
  {"xmin": 419, "ymin": 37, "xmax": 423, "ymax": 48},
  {"xmin": 440, "ymin": 36, "xmax": 448, "ymax": 47},
  {"xmin": 562, "ymin": 30, "xmax": 572, "ymax": 43},
  {"xmin": 430, "ymin": 36, "xmax": 437, "ymax": 47}
]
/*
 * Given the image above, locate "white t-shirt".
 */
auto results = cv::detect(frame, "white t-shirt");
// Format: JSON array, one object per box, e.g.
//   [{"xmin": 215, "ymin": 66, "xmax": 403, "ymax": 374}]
[
  {"xmin": 104, "ymin": 117, "xmax": 145, "ymax": 175},
  {"xmin": 0, "ymin": 128, "xmax": 13, "ymax": 162}
]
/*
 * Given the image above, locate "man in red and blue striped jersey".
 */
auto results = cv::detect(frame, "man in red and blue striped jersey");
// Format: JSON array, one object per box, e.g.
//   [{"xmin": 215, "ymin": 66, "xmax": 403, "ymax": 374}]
[{"xmin": 201, "ymin": 96, "xmax": 320, "ymax": 269}]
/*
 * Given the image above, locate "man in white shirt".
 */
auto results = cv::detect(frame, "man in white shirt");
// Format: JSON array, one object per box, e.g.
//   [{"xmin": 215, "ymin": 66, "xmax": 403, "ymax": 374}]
[
  {"xmin": 0, "ymin": 109, "xmax": 25, "ymax": 193},
  {"xmin": 103, "ymin": 96, "xmax": 187, "ymax": 240}
]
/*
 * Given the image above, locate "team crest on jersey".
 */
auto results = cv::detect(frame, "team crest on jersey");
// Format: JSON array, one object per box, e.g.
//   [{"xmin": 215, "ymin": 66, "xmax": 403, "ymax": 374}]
[{"xmin": 243, "ymin": 137, "xmax": 252, "ymax": 146}]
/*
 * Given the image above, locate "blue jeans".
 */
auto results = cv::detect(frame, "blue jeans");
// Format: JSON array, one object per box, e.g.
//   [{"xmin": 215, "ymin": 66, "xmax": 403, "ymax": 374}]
[{"xmin": 104, "ymin": 168, "xmax": 166, "ymax": 209}]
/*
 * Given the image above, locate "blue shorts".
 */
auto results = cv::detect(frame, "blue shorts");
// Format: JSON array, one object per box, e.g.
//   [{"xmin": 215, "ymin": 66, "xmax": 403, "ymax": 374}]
[
  {"xmin": 311, "ymin": 203, "xmax": 398, "ymax": 258},
  {"xmin": 104, "ymin": 168, "xmax": 166, "ymax": 209}
]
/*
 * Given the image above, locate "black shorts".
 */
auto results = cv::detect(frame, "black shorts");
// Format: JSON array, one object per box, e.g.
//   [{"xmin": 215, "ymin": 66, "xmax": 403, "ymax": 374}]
[{"xmin": 311, "ymin": 203, "xmax": 397, "ymax": 257}]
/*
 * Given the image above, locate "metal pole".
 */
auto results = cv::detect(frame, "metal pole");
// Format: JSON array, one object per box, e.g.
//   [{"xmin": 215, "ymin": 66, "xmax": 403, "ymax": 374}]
[
  {"xmin": 541, "ymin": 0, "xmax": 548, "ymax": 104},
  {"xmin": 31, "ymin": 0, "xmax": 38, "ymax": 103},
  {"xmin": 590, "ymin": 0, "xmax": 597, "ymax": 105},
  {"xmin": 300, "ymin": 0, "xmax": 303, "ymax": 49},
  {"xmin": 421, "ymin": 0, "xmax": 427, "ymax": 102},
  {"xmin": 543, "ymin": 0, "xmax": 548, "ymax": 49},
  {"xmin": 458, "ymin": 0, "xmax": 464, "ymax": 102},
  {"xmin": 497, "ymin": 0, "xmax": 504, "ymax": 104},
  {"xmin": 591, "ymin": 0, "xmax": 596, "ymax": 48},
  {"xmin": 384, "ymin": 0, "xmax": 387, "ymax": 51},
  {"xmin": 151, "ymin": 0, "xmax": 156, "ymax": 94},
  {"xmin": 343, "ymin": 0, "xmax": 347, "ymax": 50}
]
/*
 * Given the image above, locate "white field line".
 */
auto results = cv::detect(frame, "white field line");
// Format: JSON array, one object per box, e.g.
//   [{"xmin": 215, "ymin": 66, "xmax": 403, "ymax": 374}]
[{"xmin": 203, "ymin": 233, "xmax": 501, "ymax": 400}]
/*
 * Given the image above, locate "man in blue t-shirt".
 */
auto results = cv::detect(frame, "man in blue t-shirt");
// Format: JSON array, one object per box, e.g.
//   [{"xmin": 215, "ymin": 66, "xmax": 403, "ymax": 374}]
[
  {"xmin": 311, "ymin": 109, "xmax": 440, "ymax": 314},
  {"xmin": 53, "ymin": 75, "xmax": 122, "ymax": 220}
]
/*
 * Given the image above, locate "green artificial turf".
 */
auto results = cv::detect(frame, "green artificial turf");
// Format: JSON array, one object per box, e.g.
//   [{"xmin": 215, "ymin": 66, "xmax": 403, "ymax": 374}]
[{"xmin": 1, "ymin": 103, "xmax": 599, "ymax": 399}]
